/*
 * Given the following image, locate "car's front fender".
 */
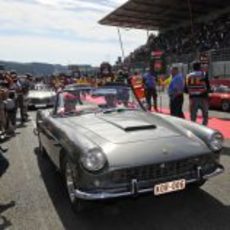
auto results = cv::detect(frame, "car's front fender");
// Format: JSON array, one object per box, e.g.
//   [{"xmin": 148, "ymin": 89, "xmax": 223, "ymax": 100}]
[{"xmin": 157, "ymin": 114, "xmax": 220, "ymax": 151}]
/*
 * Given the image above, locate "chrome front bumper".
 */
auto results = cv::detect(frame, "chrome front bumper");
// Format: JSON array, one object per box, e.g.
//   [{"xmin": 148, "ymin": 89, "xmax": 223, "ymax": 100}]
[{"xmin": 74, "ymin": 165, "xmax": 224, "ymax": 200}]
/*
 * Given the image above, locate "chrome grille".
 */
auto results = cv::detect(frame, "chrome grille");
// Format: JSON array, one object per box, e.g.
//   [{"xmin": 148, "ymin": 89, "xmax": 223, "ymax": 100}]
[{"xmin": 111, "ymin": 154, "xmax": 215, "ymax": 183}]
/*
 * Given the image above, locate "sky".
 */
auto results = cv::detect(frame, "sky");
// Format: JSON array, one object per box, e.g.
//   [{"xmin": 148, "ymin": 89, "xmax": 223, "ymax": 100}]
[{"xmin": 0, "ymin": 0, "xmax": 151, "ymax": 66}]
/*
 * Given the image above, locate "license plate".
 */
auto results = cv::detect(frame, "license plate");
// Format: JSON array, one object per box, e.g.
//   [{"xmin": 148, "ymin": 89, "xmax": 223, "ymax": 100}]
[
  {"xmin": 154, "ymin": 179, "xmax": 186, "ymax": 196},
  {"xmin": 35, "ymin": 104, "xmax": 46, "ymax": 108}
]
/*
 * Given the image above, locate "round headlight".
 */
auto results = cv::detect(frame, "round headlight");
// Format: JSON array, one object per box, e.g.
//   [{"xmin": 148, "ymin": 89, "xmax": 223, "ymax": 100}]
[
  {"xmin": 209, "ymin": 132, "xmax": 223, "ymax": 151},
  {"xmin": 81, "ymin": 149, "xmax": 106, "ymax": 172}
]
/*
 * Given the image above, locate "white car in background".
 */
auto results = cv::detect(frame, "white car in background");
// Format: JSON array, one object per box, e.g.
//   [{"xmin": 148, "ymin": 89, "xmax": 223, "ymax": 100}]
[{"xmin": 28, "ymin": 84, "xmax": 56, "ymax": 109}]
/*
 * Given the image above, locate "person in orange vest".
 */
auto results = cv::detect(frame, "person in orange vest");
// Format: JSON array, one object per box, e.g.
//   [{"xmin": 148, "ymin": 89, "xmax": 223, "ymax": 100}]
[
  {"xmin": 185, "ymin": 62, "xmax": 211, "ymax": 126},
  {"xmin": 129, "ymin": 72, "xmax": 144, "ymax": 100}
]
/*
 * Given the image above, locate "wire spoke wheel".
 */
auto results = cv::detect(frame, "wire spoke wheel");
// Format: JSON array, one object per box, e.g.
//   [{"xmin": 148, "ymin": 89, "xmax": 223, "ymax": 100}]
[{"xmin": 63, "ymin": 158, "xmax": 91, "ymax": 213}]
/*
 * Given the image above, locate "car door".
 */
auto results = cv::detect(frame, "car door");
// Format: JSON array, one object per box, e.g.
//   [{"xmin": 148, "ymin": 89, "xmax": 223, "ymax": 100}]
[
  {"xmin": 37, "ymin": 108, "xmax": 60, "ymax": 168},
  {"xmin": 44, "ymin": 116, "xmax": 62, "ymax": 168}
]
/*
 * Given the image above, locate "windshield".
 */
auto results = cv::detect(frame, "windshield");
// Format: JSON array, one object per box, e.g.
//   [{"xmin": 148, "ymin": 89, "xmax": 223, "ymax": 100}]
[
  {"xmin": 33, "ymin": 84, "xmax": 51, "ymax": 91},
  {"xmin": 56, "ymin": 85, "xmax": 142, "ymax": 116},
  {"xmin": 64, "ymin": 84, "xmax": 92, "ymax": 91}
]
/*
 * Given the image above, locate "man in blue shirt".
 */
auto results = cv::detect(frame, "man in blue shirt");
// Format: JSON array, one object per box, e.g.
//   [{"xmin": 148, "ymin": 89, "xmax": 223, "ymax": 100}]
[
  {"xmin": 168, "ymin": 67, "xmax": 185, "ymax": 118},
  {"xmin": 143, "ymin": 69, "xmax": 158, "ymax": 111}
]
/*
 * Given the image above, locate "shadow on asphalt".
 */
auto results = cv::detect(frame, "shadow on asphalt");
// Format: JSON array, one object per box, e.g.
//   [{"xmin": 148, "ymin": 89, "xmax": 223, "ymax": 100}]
[
  {"xmin": 34, "ymin": 147, "xmax": 230, "ymax": 230},
  {"xmin": 0, "ymin": 201, "xmax": 15, "ymax": 230}
]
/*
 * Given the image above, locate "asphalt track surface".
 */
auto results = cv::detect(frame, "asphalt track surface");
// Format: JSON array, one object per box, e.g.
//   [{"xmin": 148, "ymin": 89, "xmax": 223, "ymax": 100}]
[{"xmin": 0, "ymin": 95, "xmax": 230, "ymax": 230}]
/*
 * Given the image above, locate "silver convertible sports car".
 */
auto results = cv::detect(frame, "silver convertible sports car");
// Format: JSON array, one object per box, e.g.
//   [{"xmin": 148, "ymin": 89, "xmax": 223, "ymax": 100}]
[
  {"xmin": 28, "ymin": 84, "xmax": 56, "ymax": 109},
  {"xmin": 36, "ymin": 83, "xmax": 224, "ymax": 212}
]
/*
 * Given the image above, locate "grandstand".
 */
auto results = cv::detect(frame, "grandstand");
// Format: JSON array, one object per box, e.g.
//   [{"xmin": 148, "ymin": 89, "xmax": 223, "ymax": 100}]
[{"xmin": 99, "ymin": 0, "xmax": 230, "ymax": 78}]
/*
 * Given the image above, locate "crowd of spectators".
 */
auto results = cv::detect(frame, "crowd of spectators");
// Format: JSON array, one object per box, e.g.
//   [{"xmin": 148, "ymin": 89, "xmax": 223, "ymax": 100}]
[
  {"xmin": 0, "ymin": 71, "xmax": 33, "ymax": 141},
  {"xmin": 48, "ymin": 70, "xmax": 129, "ymax": 91},
  {"xmin": 124, "ymin": 13, "xmax": 230, "ymax": 65},
  {"xmin": 0, "ymin": 70, "xmax": 85, "ymax": 141},
  {"xmin": 0, "ymin": 69, "xmax": 130, "ymax": 142}
]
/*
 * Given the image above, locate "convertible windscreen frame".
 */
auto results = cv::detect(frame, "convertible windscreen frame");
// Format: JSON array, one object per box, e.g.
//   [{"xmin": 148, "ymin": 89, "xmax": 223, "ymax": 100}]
[{"xmin": 52, "ymin": 84, "xmax": 146, "ymax": 116}]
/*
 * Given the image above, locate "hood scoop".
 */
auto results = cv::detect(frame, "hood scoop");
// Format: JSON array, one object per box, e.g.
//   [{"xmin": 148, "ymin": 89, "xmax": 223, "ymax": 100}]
[
  {"xmin": 124, "ymin": 125, "xmax": 156, "ymax": 132},
  {"xmin": 99, "ymin": 116, "xmax": 157, "ymax": 132}
]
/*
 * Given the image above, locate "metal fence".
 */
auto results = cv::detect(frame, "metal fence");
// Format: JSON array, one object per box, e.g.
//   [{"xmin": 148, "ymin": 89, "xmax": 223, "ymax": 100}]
[
  {"xmin": 211, "ymin": 48, "xmax": 230, "ymax": 62},
  {"xmin": 128, "ymin": 47, "xmax": 230, "ymax": 78},
  {"xmin": 209, "ymin": 48, "xmax": 230, "ymax": 78},
  {"xmin": 168, "ymin": 48, "xmax": 230, "ymax": 78}
]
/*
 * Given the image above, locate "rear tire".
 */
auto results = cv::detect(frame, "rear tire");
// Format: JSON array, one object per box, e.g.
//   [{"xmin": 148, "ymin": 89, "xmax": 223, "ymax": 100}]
[
  {"xmin": 221, "ymin": 100, "xmax": 230, "ymax": 111},
  {"xmin": 63, "ymin": 156, "xmax": 88, "ymax": 213}
]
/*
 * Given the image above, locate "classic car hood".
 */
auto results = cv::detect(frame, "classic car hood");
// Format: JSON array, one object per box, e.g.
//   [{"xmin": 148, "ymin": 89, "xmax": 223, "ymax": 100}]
[
  {"xmin": 54, "ymin": 111, "xmax": 210, "ymax": 168},
  {"xmin": 58, "ymin": 111, "xmax": 185, "ymax": 144},
  {"xmin": 28, "ymin": 91, "xmax": 54, "ymax": 99},
  {"xmin": 104, "ymin": 135, "xmax": 209, "ymax": 168}
]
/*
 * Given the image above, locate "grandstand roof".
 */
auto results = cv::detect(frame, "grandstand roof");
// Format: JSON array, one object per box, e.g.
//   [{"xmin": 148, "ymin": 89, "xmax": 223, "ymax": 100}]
[{"xmin": 99, "ymin": 0, "xmax": 229, "ymax": 31}]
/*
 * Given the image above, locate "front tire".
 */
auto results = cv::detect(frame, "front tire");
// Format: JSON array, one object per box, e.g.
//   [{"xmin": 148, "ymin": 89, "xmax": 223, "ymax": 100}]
[
  {"xmin": 221, "ymin": 100, "xmax": 230, "ymax": 111},
  {"xmin": 63, "ymin": 157, "xmax": 87, "ymax": 213},
  {"xmin": 38, "ymin": 133, "xmax": 46, "ymax": 157}
]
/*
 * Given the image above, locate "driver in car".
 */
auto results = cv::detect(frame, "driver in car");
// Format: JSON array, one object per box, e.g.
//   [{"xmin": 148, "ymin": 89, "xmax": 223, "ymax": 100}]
[
  {"xmin": 105, "ymin": 94, "xmax": 117, "ymax": 108},
  {"xmin": 58, "ymin": 92, "xmax": 82, "ymax": 114}
]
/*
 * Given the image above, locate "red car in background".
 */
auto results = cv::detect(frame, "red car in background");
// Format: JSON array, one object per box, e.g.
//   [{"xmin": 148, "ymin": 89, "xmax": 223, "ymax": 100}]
[
  {"xmin": 209, "ymin": 85, "xmax": 230, "ymax": 111},
  {"xmin": 210, "ymin": 79, "xmax": 230, "ymax": 87}
]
